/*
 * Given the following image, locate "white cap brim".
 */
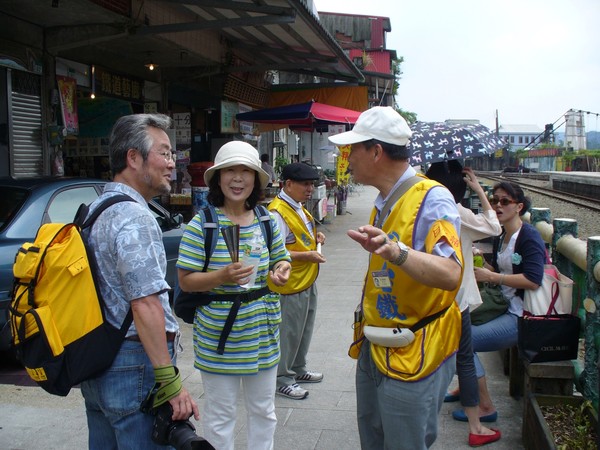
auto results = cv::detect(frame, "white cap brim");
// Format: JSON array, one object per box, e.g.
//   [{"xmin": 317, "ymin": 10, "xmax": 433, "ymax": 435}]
[{"xmin": 328, "ymin": 130, "xmax": 374, "ymax": 146}]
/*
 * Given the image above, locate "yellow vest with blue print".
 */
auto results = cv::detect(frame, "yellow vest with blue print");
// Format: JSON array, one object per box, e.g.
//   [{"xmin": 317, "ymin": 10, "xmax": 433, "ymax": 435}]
[
  {"xmin": 351, "ymin": 178, "xmax": 463, "ymax": 382},
  {"xmin": 267, "ymin": 197, "xmax": 319, "ymax": 294}
]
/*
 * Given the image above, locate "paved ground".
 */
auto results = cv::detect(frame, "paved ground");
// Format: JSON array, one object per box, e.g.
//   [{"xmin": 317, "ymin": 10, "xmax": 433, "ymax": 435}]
[{"xmin": 0, "ymin": 184, "xmax": 524, "ymax": 449}]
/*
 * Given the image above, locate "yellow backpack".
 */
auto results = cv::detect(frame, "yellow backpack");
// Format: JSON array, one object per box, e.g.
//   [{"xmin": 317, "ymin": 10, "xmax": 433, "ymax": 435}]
[{"xmin": 10, "ymin": 194, "xmax": 133, "ymax": 396}]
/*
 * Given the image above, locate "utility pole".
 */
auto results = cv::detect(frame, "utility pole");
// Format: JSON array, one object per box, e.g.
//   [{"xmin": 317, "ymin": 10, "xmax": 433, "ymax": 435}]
[{"xmin": 496, "ymin": 109, "xmax": 508, "ymax": 170}]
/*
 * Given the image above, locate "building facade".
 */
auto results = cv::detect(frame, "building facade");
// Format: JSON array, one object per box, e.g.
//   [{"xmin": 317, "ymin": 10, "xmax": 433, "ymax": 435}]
[
  {"xmin": 0, "ymin": 0, "xmax": 363, "ymax": 179},
  {"xmin": 498, "ymin": 124, "xmax": 544, "ymax": 151}
]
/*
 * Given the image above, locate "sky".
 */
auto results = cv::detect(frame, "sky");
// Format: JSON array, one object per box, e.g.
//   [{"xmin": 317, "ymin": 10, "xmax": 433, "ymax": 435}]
[{"xmin": 315, "ymin": 0, "xmax": 600, "ymax": 132}]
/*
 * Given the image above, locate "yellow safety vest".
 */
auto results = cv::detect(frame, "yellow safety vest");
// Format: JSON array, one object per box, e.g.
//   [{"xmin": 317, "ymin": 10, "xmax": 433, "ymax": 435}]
[
  {"xmin": 350, "ymin": 179, "xmax": 463, "ymax": 382},
  {"xmin": 267, "ymin": 197, "xmax": 319, "ymax": 294}
]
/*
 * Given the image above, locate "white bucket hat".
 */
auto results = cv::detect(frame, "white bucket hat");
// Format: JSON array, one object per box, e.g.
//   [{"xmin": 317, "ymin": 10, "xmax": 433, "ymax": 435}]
[
  {"xmin": 204, "ymin": 141, "xmax": 270, "ymax": 189},
  {"xmin": 328, "ymin": 106, "xmax": 412, "ymax": 147}
]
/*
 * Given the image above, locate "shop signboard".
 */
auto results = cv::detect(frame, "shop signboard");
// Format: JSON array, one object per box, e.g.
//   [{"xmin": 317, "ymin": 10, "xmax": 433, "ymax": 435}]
[
  {"xmin": 238, "ymin": 102, "xmax": 254, "ymax": 135},
  {"xmin": 56, "ymin": 75, "xmax": 79, "ymax": 135},
  {"xmin": 336, "ymin": 146, "xmax": 351, "ymax": 185},
  {"xmin": 221, "ymin": 100, "xmax": 239, "ymax": 134},
  {"xmin": 94, "ymin": 67, "xmax": 144, "ymax": 103},
  {"xmin": 328, "ymin": 124, "xmax": 351, "ymax": 185},
  {"xmin": 173, "ymin": 112, "xmax": 191, "ymax": 146}
]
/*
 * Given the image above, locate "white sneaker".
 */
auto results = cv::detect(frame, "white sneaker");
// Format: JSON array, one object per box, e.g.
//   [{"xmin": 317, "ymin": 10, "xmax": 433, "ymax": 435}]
[
  {"xmin": 296, "ymin": 371, "xmax": 323, "ymax": 383},
  {"xmin": 277, "ymin": 383, "xmax": 308, "ymax": 400}
]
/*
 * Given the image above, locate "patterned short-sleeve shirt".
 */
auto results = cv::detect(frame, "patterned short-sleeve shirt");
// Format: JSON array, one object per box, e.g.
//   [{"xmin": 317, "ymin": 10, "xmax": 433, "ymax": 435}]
[{"xmin": 84, "ymin": 182, "xmax": 178, "ymax": 336}]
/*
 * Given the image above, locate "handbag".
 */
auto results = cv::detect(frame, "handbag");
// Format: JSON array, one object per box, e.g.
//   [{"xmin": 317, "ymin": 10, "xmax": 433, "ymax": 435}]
[
  {"xmin": 470, "ymin": 284, "xmax": 508, "ymax": 325},
  {"xmin": 518, "ymin": 314, "xmax": 580, "ymax": 363},
  {"xmin": 523, "ymin": 264, "xmax": 574, "ymax": 315},
  {"xmin": 519, "ymin": 265, "xmax": 579, "ymax": 363}
]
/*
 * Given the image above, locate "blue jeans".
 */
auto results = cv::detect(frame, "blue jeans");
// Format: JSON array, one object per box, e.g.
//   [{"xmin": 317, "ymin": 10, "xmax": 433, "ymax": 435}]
[
  {"xmin": 80, "ymin": 340, "xmax": 176, "ymax": 450},
  {"xmin": 356, "ymin": 343, "xmax": 456, "ymax": 450},
  {"xmin": 456, "ymin": 308, "xmax": 479, "ymax": 407},
  {"xmin": 471, "ymin": 312, "xmax": 518, "ymax": 378}
]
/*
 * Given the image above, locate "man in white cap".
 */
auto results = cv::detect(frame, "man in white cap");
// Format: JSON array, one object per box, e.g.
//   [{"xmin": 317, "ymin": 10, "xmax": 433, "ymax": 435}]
[{"xmin": 329, "ymin": 106, "xmax": 463, "ymax": 449}]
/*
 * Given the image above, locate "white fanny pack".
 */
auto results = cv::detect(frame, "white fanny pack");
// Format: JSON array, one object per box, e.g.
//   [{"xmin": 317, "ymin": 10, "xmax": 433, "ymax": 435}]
[
  {"xmin": 362, "ymin": 305, "xmax": 452, "ymax": 348},
  {"xmin": 363, "ymin": 326, "xmax": 415, "ymax": 347}
]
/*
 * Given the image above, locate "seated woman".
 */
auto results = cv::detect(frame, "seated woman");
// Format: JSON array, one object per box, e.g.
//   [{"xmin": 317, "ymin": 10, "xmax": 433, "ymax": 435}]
[{"xmin": 452, "ymin": 180, "xmax": 546, "ymax": 424}]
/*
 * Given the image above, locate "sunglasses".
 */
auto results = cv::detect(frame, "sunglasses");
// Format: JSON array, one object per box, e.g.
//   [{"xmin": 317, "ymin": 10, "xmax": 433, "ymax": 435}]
[{"xmin": 489, "ymin": 196, "xmax": 517, "ymax": 206}]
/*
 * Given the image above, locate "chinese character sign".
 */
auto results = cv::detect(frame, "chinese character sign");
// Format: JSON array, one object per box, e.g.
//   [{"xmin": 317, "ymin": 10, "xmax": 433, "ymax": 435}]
[
  {"xmin": 336, "ymin": 145, "xmax": 351, "ymax": 185},
  {"xmin": 94, "ymin": 67, "xmax": 143, "ymax": 102},
  {"xmin": 173, "ymin": 112, "xmax": 191, "ymax": 146}
]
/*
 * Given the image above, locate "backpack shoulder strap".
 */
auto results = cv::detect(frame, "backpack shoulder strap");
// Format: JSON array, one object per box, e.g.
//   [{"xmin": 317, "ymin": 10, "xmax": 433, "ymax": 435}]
[
  {"xmin": 77, "ymin": 194, "xmax": 135, "ymax": 333},
  {"xmin": 254, "ymin": 205, "xmax": 273, "ymax": 251},
  {"xmin": 199, "ymin": 205, "xmax": 272, "ymax": 272},
  {"xmin": 201, "ymin": 205, "xmax": 219, "ymax": 272},
  {"xmin": 76, "ymin": 194, "xmax": 134, "ymax": 229}
]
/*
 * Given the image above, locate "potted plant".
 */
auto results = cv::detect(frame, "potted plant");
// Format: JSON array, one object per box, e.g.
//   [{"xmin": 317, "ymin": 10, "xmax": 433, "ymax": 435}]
[
  {"xmin": 274, "ymin": 155, "xmax": 289, "ymax": 177},
  {"xmin": 523, "ymin": 394, "xmax": 598, "ymax": 450}
]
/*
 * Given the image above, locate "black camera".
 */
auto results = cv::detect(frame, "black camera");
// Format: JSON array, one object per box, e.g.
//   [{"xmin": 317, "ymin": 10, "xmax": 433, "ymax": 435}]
[
  {"xmin": 141, "ymin": 389, "xmax": 214, "ymax": 450},
  {"xmin": 151, "ymin": 402, "xmax": 214, "ymax": 450}
]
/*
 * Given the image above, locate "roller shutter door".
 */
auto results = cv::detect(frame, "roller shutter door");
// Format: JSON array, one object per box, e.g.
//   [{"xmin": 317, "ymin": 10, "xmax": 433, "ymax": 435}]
[{"xmin": 10, "ymin": 70, "xmax": 43, "ymax": 177}]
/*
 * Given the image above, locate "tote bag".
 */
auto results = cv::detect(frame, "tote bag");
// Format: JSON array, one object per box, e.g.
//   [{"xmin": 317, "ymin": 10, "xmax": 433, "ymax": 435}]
[
  {"xmin": 518, "ymin": 314, "xmax": 580, "ymax": 363},
  {"xmin": 523, "ymin": 265, "xmax": 574, "ymax": 315},
  {"xmin": 519, "ymin": 265, "xmax": 579, "ymax": 363}
]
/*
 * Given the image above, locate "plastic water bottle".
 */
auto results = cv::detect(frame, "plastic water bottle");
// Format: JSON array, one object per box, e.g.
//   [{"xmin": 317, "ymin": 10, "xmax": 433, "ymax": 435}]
[{"xmin": 240, "ymin": 228, "xmax": 262, "ymax": 289}]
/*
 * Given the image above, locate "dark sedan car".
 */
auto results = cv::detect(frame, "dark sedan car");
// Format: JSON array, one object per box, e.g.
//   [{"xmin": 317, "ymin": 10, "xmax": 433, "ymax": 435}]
[{"xmin": 0, "ymin": 177, "xmax": 184, "ymax": 351}]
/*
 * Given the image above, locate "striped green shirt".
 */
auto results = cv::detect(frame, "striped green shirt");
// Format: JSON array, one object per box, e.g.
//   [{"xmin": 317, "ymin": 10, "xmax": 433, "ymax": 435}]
[{"xmin": 177, "ymin": 207, "xmax": 290, "ymax": 374}]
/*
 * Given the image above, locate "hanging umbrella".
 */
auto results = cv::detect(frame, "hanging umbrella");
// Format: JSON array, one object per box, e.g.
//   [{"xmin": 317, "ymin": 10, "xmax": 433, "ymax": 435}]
[
  {"xmin": 407, "ymin": 122, "xmax": 506, "ymax": 166},
  {"xmin": 235, "ymin": 100, "xmax": 361, "ymax": 132}
]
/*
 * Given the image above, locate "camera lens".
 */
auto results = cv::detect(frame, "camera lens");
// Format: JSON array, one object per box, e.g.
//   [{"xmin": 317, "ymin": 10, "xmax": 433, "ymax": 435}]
[
  {"xmin": 151, "ymin": 403, "xmax": 215, "ymax": 450},
  {"xmin": 167, "ymin": 420, "xmax": 213, "ymax": 450}
]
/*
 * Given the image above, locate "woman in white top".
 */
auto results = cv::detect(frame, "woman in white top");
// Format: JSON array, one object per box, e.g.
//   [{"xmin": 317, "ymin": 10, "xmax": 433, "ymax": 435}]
[{"xmin": 426, "ymin": 161, "xmax": 502, "ymax": 447}]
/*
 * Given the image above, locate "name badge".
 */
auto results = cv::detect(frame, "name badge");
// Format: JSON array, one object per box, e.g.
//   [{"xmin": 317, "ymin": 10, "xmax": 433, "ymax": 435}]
[{"xmin": 372, "ymin": 270, "xmax": 391, "ymax": 288}]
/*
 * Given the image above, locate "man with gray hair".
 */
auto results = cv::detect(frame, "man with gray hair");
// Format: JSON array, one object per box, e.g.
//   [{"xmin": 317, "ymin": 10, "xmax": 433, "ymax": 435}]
[
  {"xmin": 80, "ymin": 114, "xmax": 199, "ymax": 449},
  {"xmin": 329, "ymin": 106, "xmax": 463, "ymax": 449}
]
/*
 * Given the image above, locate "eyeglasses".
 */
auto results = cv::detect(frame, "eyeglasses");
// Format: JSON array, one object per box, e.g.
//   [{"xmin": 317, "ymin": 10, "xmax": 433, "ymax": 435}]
[
  {"xmin": 489, "ymin": 196, "xmax": 517, "ymax": 206},
  {"xmin": 156, "ymin": 151, "xmax": 176, "ymax": 162}
]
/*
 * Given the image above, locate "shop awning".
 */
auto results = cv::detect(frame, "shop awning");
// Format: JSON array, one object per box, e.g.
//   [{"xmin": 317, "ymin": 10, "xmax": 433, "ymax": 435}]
[
  {"xmin": 236, "ymin": 100, "xmax": 361, "ymax": 131},
  {"xmin": 0, "ymin": 0, "xmax": 364, "ymax": 89}
]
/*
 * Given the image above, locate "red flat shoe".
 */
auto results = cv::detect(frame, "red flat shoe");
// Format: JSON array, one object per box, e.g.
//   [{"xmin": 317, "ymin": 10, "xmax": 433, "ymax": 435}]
[{"xmin": 468, "ymin": 429, "xmax": 501, "ymax": 447}]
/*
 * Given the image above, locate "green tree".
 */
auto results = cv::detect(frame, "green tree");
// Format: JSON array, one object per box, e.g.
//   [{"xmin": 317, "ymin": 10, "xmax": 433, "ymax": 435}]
[
  {"xmin": 392, "ymin": 56, "xmax": 417, "ymax": 124},
  {"xmin": 396, "ymin": 108, "xmax": 418, "ymax": 124}
]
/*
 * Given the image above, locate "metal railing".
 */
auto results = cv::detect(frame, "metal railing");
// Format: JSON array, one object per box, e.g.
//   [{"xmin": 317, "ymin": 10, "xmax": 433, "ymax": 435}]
[{"xmin": 526, "ymin": 208, "xmax": 600, "ymax": 412}]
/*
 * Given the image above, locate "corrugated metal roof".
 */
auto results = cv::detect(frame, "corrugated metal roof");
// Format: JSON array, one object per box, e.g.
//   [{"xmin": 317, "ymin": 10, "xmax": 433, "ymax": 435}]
[
  {"xmin": 318, "ymin": 12, "xmax": 391, "ymax": 48},
  {"xmin": 0, "ymin": 0, "xmax": 364, "ymax": 84}
]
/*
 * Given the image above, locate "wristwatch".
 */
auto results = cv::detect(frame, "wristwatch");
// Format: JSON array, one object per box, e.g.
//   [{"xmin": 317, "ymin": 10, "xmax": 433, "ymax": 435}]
[{"xmin": 392, "ymin": 241, "xmax": 410, "ymax": 266}]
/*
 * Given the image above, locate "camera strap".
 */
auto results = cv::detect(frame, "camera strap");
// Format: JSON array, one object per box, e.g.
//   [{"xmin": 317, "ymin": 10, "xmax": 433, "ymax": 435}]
[{"xmin": 150, "ymin": 365, "xmax": 182, "ymax": 408}]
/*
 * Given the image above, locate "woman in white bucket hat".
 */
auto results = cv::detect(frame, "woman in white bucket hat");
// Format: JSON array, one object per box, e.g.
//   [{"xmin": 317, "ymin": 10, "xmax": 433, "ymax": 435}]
[{"xmin": 177, "ymin": 141, "xmax": 291, "ymax": 450}]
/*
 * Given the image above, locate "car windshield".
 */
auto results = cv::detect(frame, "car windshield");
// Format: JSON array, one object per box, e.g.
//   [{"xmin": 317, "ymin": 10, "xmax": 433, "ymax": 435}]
[{"xmin": 0, "ymin": 186, "xmax": 28, "ymax": 232}]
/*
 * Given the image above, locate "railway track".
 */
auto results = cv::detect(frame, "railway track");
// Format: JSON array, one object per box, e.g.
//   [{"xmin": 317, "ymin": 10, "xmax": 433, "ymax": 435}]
[{"xmin": 476, "ymin": 172, "xmax": 600, "ymax": 214}]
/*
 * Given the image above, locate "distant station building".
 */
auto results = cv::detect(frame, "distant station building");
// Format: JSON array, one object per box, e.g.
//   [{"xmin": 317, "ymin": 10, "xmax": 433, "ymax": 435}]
[
  {"xmin": 498, "ymin": 124, "xmax": 544, "ymax": 150},
  {"xmin": 445, "ymin": 119, "xmax": 481, "ymax": 126}
]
